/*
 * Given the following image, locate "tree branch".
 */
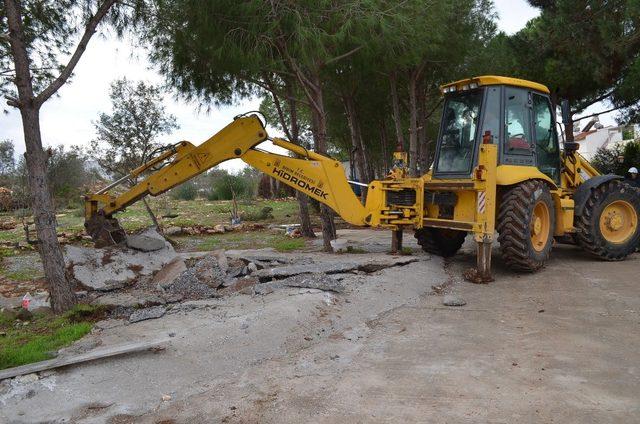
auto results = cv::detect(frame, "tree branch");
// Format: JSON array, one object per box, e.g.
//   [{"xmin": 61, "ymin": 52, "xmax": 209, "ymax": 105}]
[
  {"xmin": 573, "ymin": 102, "xmax": 635, "ymax": 123},
  {"xmin": 34, "ymin": 0, "xmax": 117, "ymax": 106},
  {"xmin": 5, "ymin": 97, "xmax": 20, "ymax": 107},
  {"xmin": 324, "ymin": 45, "xmax": 364, "ymax": 66}
]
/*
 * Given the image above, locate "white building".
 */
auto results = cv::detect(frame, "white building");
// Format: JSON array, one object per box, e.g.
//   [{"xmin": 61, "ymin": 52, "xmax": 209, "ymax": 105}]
[{"xmin": 573, "ymin": 120, "xmax": 637, "ymax": 160}]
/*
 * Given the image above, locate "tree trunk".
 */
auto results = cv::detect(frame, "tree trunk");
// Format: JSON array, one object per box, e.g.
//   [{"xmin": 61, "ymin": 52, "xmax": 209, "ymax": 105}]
[
  {"xmin": 342, "ymin": 94, "xmax": 368, "ymax": 199},
  {"xmin": 285, "ymin": 80, "xmax": 315, "ymax": 238},
  {"xmin": 564, "ymin": 120, "xmax": 574, "ymax": 143},
  {"xmin": 380, "ymin": 121, "xmax": 389, "ymax": 174},
  {"xmin": 142, "ymin": 198, "xmax": 161, "ymax": 231},
  {"xmin": 389, "ymin": 73, "xmax": 405, "ymax": 151},
  {"xmin": 408, "ymin": 73, "xmax": 419, "ymax": 176},
  {"xmin": 308, "ymin": 69, "xmax": 336, "ymax": 250},
  {"xmin": 417, "ymin": 87, "xmax": 428, "ymax": 175},
  {"xmin": 5, "ymin": 0, "xmax": 76, "ymax": 312},
  {"xmin": 22, "ymin": 107, "xmax": 77, "ymax": 313}
]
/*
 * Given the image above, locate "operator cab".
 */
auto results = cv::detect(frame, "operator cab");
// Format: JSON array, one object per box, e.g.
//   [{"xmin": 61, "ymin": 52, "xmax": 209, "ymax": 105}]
[{"xmin": 433, "ymin": 76, "xmax": 561, "ymax": 184}]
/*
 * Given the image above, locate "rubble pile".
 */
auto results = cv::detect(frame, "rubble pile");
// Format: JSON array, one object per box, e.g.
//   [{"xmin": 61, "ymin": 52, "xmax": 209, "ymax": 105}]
[{"xmin": 55, "ymin": 227, "xmax": 420, "ymax": 322}]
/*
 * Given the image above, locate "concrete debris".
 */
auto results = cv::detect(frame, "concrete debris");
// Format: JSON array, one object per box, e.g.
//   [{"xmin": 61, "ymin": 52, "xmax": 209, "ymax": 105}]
[
  {"xmin": 65, "ymin": 228, "xmax": 177, "ymax": 291},
  {"xmin": 192, "ymin": 255, "xmax": 225, "ymax": 287},
  {"xmin": 153, "ymin": 258, "xmax": 188, "ymax": 290},
  {"xmin": 126, "ymin": 228, "xmax": 166, "ymax": 252},
  {"xmin": 278, "ymin": 274, "xmax": 345, "ymax": 293},
  {"xmin": 93, "ymin": 319, "xmax": 127, "ymax": 331},
  {"xmin": 252, "ymin": 257, "xmax": 418, "ymax": 282},
  {"xmin": 93, "ymin": 291, "xmax": 165, "ymax": 309},
  {"xmin": 254, "ymin": 284, "xmax": 276, "ymax": 295},
  {"xmin": 211, "ymin": 250, "xmax": 228, "ymax": 274},
  {"xmin": 443, "ymin": 295, "xmax": 466, "ymax": 307},
  {"xmin": 252, "ymin": 262, "xmax": 357, "ymax": 281},
  {"xmin": 163, "ymin": 254, "xmax": 224, "ymax": 300},
  {"xmin": 129, "ymin": 306, "xmax": 166, "ymax": 323},
  {"xmin": 247, "ymin": 262, "xmax": 258, "ymax": 274},
  {"xmin": 218, "ymin": 277, "xmax": 258, "ymax": 296},
  {"xmin": 226, "ymin": 265, "xmax": 244, "ymax": 278}
]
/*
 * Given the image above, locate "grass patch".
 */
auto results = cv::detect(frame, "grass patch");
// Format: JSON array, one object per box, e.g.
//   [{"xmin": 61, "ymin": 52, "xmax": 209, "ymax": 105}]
[
  {"xmin": 186, "ymin": 230, "xmax": 307, "ymax": 253},
  {"xmin": 0, "ymin": 304, "xmax": 104, "ymax": 370},
  {"xmin": 4, "ymin": 269, "xmax": 40, "ymax": 282},
  {"xmin": 273, "ymin": 238, "xmax": 306, "ymax": 252},
  {"xmin": 400, "ymin": 247, "xmax": 414, "ymax": 255}
]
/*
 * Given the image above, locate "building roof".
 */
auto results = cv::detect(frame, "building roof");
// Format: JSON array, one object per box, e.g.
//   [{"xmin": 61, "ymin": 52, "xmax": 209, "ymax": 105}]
[{"xmin": 440, "ymin": 75, "xmax": 550, "ymax": 94}]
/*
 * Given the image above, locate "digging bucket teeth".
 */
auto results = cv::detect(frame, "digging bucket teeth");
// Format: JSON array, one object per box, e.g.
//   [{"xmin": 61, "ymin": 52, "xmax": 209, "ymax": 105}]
[{"xmin": 85, "ymin": 214, "xmax": 127, "ymax": 247}]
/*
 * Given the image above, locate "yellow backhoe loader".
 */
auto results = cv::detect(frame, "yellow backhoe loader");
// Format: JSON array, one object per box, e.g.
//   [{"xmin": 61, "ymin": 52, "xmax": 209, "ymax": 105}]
[{"xmin": 85, "ymin": 76, "xmax": 640, "ymax": 282}]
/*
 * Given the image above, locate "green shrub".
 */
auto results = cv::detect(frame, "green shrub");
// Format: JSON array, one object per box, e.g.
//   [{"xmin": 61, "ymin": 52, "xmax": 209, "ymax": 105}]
[
  {"xmin": 243, "ymin": 206, "xmax": 274, "ymax": 221},
  {"xmin": 209, "ymin": 174, "xmax": 254, "ymax": 200},
  {"xmin": 171, "ymin": 181, "xmax": 198, "ymax": 200}
]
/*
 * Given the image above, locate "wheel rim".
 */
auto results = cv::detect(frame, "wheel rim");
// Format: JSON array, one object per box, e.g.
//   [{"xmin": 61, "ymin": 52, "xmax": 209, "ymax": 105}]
[
  {"xmin": 599, "ymin": 200, "xmax": 638, "ymax": 244},
  {"xmin": 531, "ymin": 201, "xmax": 550, "ymax": 252}
]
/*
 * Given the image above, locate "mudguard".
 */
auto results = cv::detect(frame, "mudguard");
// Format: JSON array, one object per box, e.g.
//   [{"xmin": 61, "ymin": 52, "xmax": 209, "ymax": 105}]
[{"xmin": 573, "ymin": 174, "xmax": 623, "ymax": 217}]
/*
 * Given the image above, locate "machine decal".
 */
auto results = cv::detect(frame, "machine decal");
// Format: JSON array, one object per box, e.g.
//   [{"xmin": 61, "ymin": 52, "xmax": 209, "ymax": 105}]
[
  {"xmin": 271, "ymin": 166, "xmax": 329, "ymax": 199},
  {"xmin": 477, "ymin": 191, "xmax": 486, "ymax": 214}
]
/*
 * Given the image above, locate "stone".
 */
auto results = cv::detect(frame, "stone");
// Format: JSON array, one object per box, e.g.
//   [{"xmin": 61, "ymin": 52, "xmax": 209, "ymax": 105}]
[
  {"xmin": 129, "ymin": 306, "xmax": 166, "ymax": 323},
  {"xmin": 153, "ymin": 257, "xmax": 187, "ymax": 289},
  {"xmin": 126, "ymin": 233, "xmax": 166, "ymax": 252},
  {"xmin": 164, "ymin": 226, "xmax": 183, "ymax": 236},
  {"xmin": 213, "ymin": 224, "xmax": 226, "ymax": 234},
  {"xmin": 65, "ymin": 228, "xmax": 177, "ymax": 291},
  {"xmin": 247, "ymin": 262, "xmax": 258, "ymax": 274},
  {"xmin": 443, "ymin": 295, "xmax": 466, "ymax": 307}
]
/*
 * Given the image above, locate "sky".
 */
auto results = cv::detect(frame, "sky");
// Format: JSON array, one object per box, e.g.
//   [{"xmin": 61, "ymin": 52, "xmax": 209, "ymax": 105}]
[{"xmin": 0, "ymin": 0, "xmax": 615, "ymax": 172}]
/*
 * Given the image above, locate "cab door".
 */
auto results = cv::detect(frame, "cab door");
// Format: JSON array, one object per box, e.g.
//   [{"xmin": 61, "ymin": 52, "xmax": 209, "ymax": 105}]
[
  {"xmin": 501, "ymin": 87, "xmax": 535, "ymax": 166},
  {"xmin": 532, "ymin": 93, "xmax": 561, "ymax": 184}
]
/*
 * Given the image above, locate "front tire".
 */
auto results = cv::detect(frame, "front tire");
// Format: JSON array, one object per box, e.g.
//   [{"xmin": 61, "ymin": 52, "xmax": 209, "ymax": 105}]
[
  {"xmin": 575, "ymin": 180, "xmax": 640, "ymax": 260},
  {"xmin": 414, "ymin": 228, "xmax": 467, "ymax": 257},
  {"xmin": 497, "ymin": 180, "xmax": 555, "ymax": 272}
]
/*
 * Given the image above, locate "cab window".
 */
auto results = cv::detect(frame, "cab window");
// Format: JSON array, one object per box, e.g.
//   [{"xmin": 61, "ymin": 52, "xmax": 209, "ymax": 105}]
[
  {"xmin": 504, "ymin": 88, "xmax": 533, "ymax": 155},
  {"xmin": 480, "ymin": 86, "xmax": 501, "ymax": 145}
]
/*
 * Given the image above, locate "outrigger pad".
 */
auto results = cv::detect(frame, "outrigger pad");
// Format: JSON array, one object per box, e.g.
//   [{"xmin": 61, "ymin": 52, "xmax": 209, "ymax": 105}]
[{"xmin": 85, "ymin": 214, "xmax": 127, "ymax": 247}]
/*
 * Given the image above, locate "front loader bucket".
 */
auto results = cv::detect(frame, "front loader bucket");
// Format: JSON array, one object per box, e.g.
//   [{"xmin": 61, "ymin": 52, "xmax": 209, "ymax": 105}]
[{"xmin": 85, "ymin": 214, "xmax": 127, "ymax": 247}]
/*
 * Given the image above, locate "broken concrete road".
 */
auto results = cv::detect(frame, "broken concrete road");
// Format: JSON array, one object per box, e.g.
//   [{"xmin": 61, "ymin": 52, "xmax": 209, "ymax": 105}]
[
  {"xmin": 4, "ymin": 230, "xmax": 639, "ymax": 423},
  {"xmin": 65, "ymin": 228, "xmax": 176, "ymax": 291}
]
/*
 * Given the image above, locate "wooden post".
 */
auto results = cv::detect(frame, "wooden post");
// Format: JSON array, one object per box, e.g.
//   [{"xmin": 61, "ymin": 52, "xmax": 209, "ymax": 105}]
[{"xmin": 391, "ymin": 228, "xmax": 403, "ymax": 254}]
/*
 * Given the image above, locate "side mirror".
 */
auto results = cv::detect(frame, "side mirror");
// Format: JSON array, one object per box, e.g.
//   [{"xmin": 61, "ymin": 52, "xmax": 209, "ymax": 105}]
[{"xmin": 561, "ymin": 99, "xmax": 571, "ymax": 125}]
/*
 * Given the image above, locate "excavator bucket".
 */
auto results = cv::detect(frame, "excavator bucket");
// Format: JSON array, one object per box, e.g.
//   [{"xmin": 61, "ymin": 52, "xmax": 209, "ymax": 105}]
[{"xmin": 85, "ymin": 214, "xmax": 127, "ymax": 247}]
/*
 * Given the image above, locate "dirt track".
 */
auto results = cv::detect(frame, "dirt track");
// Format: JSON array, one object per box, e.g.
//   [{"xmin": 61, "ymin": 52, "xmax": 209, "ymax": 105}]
[{"xmin": 1, "ymin": 229, "xmax": 639, "ymax": 423}]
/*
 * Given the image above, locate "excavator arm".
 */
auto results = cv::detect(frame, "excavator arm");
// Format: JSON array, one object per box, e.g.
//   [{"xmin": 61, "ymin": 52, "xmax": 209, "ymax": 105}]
[{"xmin": 84, "ymin": 114, "xmax": 368, "ymax": 244}]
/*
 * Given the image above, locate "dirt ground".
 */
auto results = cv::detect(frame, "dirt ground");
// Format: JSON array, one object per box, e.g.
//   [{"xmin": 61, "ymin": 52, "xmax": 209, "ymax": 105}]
[{"xmin": 1, "ymin": 228, "xmax": 639, "ymax": 423}]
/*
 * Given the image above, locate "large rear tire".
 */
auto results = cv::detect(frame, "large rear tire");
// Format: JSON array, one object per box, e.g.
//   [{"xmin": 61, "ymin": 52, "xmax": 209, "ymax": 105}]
[
  {"xmin": 575, "ymin": 180, "xmax": 640, "ymax": 260},
  {"xmin": 414, "ymin": 227, "xmax": 466, "ymax": 257},
  {"xmin": 497, "ymin": 180, "xmax": 555, "ymax": 272}
]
